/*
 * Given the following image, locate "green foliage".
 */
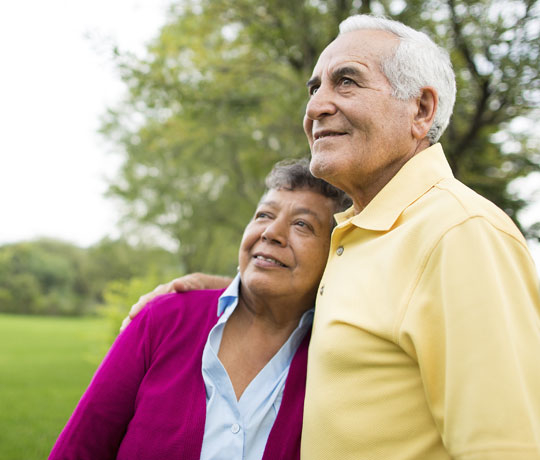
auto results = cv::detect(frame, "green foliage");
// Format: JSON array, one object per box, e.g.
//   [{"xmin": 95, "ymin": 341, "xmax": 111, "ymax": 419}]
[
  {"xmin": 0, "ymin": 238, "xmax": 180, "ymax": 316},
  {"xmin": 86, "ymin": 237, "xmax": 182, "ymax": 302},
  {"xmin": 432, "ymin": 0, "xmax": 540, "ymax": 227},
  {"xmin": 102, "ymin": 0, "xmax": 540, "ymax": 273},
  {"xmin": 0, "ymin": 240, "xmax": 92, "ymax": 315},
  {"xmin": 98, "ymin": 271, "xmax": 179, "ymax": 340},
  {"xmin": 0, "ymin": 314, "xmax": 108, "ymax": 460}
]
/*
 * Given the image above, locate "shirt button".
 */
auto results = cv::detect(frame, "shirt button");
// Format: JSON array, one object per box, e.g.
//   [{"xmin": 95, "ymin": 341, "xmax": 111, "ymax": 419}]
[
  {"xmin": 319, "ymin": 285, "xmax": 324, "ymax": 296},
  {"xmin": 336, "ymin": 246, "xmax": 344, "ymax": 256},
  {"xmin": 231, "ymin": 423, "xmax": 240, "ymax": 434}
]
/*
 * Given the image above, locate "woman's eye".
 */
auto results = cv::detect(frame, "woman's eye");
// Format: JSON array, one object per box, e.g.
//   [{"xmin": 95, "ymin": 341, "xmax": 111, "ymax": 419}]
[
  {"xmin": 295, "ymin": 220, "xmax": 313, "ymax": 231},
  {"xmin": 309, "ymin": 85, "xmax": 319, "ymax": 96},
  {"xmin": 341, "ymin": 78, "xmax": 354, "ymax": 86},
  {"xmin": 256, "ymin": 212, "xmax": 269, "ymax": 219}
]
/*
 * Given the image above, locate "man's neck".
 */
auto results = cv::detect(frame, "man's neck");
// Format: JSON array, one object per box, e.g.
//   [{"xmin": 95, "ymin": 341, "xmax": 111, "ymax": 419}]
[{"xmin": 351, "ymin": 141, "xmax": 432, "ymax": 213}]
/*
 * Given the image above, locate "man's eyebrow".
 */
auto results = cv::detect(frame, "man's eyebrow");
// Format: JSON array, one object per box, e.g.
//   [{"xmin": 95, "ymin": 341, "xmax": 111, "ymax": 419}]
[
  {"xmin": 306, "ymin": 75, "xmax": 320, "ymax": 89},
  {"xmin": 331, "ymin": 65, "xmax": 365, "ymax": 81},
  {"xmin": 306, "ymin": 65, "xmax": 366, "ymax": 89}
]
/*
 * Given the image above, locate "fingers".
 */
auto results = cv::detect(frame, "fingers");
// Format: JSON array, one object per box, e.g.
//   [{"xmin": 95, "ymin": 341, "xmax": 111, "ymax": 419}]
[
  {"xmin": 121, "ymin": 282, "xmax": 175, "ymax": 332},
  {"xmin": 129, "ymin": 292, "xmax": 153, "ymax": 319},
  {"xmin": 172, "ymin": 274, "xmax": 204, "ymax": 292},
  {"xmin": 119, "ymin": 315, "xmax": 132, "ymax": 333},
  {"xmin": 118, "ymin": 273, "xmax": 223, "ymax": 334}
]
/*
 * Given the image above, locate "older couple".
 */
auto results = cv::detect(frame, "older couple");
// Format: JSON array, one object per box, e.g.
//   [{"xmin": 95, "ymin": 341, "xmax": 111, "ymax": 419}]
[{"xmin": 52, "ymin": 14, "xmax": 540, "ymax": 460}]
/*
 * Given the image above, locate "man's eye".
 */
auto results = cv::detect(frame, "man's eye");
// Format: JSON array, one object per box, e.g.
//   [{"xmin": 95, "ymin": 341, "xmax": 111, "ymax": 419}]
[
  {"xmin": 341, "ymin": 78, "xmax": 354, "ymax": 86},
  {"xmin": 255, "ymin": 212, "xmax": 270, "ymax": 219},
  {"xmin": 309, "ymin": 86, "xmax": 319, "ymax": 96}
]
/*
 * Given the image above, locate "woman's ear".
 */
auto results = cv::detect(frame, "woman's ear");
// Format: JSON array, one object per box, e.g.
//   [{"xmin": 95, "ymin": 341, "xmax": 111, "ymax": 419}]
[{"xmin": 411, "ymin": 86, "xmax": 438, "ymax": 140}]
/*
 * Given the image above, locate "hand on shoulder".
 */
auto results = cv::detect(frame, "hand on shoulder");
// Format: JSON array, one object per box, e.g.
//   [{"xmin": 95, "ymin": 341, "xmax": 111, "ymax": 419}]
[{"xmin": 120, "ymin": 273, "xmax": 232, "ymax": 332}]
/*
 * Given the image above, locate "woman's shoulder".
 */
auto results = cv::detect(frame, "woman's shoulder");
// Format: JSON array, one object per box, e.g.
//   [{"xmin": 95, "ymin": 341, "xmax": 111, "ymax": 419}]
[{"xmin": 143, "ymin": 289, "xmax": 226, "ymax": 332}]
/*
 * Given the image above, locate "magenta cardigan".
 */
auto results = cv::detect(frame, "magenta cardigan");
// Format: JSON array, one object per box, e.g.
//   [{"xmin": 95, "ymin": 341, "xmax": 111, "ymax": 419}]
[{"xmin": 49, "ymin": 290, "xmax": 309, "ymax": 460}]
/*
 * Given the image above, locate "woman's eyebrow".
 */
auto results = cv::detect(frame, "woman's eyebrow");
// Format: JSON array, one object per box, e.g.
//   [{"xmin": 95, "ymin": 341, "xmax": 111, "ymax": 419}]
[
  {"xmin": 257, "ymin": 199, "xmax": 278, "ymax": 208},
  {"xmin": 294, "ymin": 207, "xmax": 322, "ymax": 224}
]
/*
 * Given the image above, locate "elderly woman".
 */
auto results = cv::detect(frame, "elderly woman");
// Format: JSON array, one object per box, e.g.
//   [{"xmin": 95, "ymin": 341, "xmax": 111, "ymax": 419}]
[{"xmin": 49, "ymin": 159, "xmax": 350, "ymax": 460}]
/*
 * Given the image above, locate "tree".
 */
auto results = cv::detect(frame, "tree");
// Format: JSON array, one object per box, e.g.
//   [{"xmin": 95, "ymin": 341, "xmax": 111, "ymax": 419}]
[
  {"xmin": 85, "ymin": 237, "xmax": 183, "ymax": 303},
  {"xmin": 0, "ymin": 240, "xmax": 91, "ymax": 315},
  {"xmin": 0, "ymin": 238, "xmax": 180, "ymax": 316},
  {"xmin": 99, "ymin": 272, "xmax": 178, "ymax": 342},
  {"xmin": 101, "ymin": 0, "xmax": 540, "ymax": 274}
]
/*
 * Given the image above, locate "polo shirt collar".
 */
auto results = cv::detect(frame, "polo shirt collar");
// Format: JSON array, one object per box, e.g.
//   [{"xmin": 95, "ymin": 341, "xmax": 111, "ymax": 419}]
[{"xmin": 334, "ymin": 144, "xmax": 453, "ymax": 231}]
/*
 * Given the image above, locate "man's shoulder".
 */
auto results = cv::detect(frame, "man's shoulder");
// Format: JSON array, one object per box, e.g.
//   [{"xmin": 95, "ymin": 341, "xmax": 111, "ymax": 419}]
[{"xmin": 422, "ymin": 177, "xmax": 525, "ymax": 242}]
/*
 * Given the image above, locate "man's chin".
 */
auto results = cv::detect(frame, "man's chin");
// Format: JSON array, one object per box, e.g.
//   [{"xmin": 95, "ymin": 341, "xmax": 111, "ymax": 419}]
[
  {"xmin": 310, "ymin": 158, "xmax": 348, "ymax": 195},
  {"xmin": 309, "ymin": 154, "xmax": 333, "ymax": 180},
  {"xmin": 308, "ymin": 156, "xmax": 325, "ymax": 179}
]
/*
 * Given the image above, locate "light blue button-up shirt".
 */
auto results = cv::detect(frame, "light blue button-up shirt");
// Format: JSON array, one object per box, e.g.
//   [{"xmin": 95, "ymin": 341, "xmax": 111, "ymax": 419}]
[{"xmin": 199, "ymin": 274, "xmax": 314, "ymax": 460}]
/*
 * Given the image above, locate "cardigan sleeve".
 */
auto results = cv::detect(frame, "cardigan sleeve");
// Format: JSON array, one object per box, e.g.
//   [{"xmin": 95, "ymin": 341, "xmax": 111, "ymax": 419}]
[{"xmin": 48, "ymin": 305, "xmax": 154, "ymax": 460}]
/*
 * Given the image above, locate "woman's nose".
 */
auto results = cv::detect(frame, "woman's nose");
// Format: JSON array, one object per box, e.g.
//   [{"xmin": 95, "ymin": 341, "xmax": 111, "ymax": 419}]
[{"xmin": 261, "ymin": 220, "xmax": 287, "ymax": 246}]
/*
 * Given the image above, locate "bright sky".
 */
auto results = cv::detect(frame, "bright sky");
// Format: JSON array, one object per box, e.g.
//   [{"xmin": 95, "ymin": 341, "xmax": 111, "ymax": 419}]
[
  {"xmin": 0, "ymin": 0, "xmax": 169, "ymax": 246},
  {"xmin": 1, "ymin": 1, "xmax": 539, "ymax": 271}
]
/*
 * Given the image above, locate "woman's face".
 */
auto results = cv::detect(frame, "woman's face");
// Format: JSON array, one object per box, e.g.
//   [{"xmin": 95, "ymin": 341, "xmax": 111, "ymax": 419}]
[{"xmin": 238, "ymin": 188, "xmax": 335, "ymax": 307}]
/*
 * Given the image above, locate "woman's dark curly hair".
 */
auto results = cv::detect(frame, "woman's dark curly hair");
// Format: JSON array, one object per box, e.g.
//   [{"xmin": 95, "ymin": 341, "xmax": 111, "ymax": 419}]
[{"xmin": 264, "ymin": 157, "xmax": 352, "ymax": 215}]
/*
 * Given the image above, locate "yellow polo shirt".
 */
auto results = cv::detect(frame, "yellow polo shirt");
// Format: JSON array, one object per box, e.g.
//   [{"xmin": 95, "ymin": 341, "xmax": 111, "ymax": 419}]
[{"xmin": 301, "ymin": 144, "xmax": 540, "ymax": 460}]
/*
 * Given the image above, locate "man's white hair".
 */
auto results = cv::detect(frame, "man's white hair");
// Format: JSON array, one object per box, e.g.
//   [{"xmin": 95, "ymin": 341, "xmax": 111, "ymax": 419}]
[{"xmin": 339, "ymin": 15, "xmax": 456, "ymax": 144}]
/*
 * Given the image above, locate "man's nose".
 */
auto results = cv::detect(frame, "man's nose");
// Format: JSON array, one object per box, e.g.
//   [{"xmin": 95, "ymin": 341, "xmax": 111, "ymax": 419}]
[{"xmin": 305, "ymin": 85, "xmax": 337, "ymax": 120}]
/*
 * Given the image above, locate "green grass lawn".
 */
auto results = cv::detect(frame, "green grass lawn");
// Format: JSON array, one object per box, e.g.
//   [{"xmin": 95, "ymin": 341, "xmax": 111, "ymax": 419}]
[{"xmin": 0, "ymin": 314, "xmax": 109, "ymax": 460}]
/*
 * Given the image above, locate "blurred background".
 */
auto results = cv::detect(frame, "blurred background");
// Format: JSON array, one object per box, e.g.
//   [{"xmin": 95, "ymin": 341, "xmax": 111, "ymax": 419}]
[{"xmin": 1, "ymin": 0, "xmax": 539, "ymax": 458}]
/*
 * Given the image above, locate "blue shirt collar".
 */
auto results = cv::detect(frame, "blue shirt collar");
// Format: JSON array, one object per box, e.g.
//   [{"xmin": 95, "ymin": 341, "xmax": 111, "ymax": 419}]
[
  {"xmin": 216, "ymin": 274, "xmax": 315, "ymax": 326},
  {"xmin": 217, "ymin": 273, "xmax": 241, "ymax": 316}
]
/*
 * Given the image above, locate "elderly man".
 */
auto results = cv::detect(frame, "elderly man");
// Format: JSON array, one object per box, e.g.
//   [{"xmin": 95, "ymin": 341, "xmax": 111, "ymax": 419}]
[
  {"xmin": 300, "ymin": 14, "xmax": 540, "ymax": 460},
  {"xmin": 125, "ymin": 14, "xmax": 540, "ymax": 460}
]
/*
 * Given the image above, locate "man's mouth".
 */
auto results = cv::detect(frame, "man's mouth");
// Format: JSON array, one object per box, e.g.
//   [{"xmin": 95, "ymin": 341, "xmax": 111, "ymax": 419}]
[
  {"xmin": 254, "ymin": 255, "xmax": 287, "ymax": 267},
  {"xmin": 314, "ymin": 130, "xmax": 346, "ymax": 141}
]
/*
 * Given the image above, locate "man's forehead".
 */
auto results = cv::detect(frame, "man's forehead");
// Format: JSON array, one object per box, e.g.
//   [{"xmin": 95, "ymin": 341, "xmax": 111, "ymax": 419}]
[{"xmin": 311, "ymin": 29, "xmax": 398, "ymax": 75}]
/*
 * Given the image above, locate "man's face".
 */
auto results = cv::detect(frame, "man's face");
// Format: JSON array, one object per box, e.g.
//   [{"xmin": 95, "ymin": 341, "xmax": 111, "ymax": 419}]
[{"xmin": 304, "ymin": 29, "xmax": 419, "ymax": 208}]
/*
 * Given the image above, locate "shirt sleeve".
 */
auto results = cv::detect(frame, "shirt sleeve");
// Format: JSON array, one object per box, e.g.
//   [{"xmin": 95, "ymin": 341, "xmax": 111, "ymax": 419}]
[
  {"xmin": 48, "ymin": 305, "xmax": 154, "ymax": 460},
  {"xmin": 400, "ymin": 216, "xmax": 540, "ymax": 459}
]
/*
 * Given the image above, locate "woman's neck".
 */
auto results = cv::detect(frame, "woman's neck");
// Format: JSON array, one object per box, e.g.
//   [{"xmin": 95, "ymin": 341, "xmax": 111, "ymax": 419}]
[{"xmin": 217, "ymin": 296, "xmax": 311, "ymax": 400}]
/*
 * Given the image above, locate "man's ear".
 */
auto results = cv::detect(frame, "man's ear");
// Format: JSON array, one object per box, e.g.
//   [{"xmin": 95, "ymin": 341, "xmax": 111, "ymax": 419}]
[{"xmin": 411, "ymin": 86, "xmax": 438, "ymax": 140}]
